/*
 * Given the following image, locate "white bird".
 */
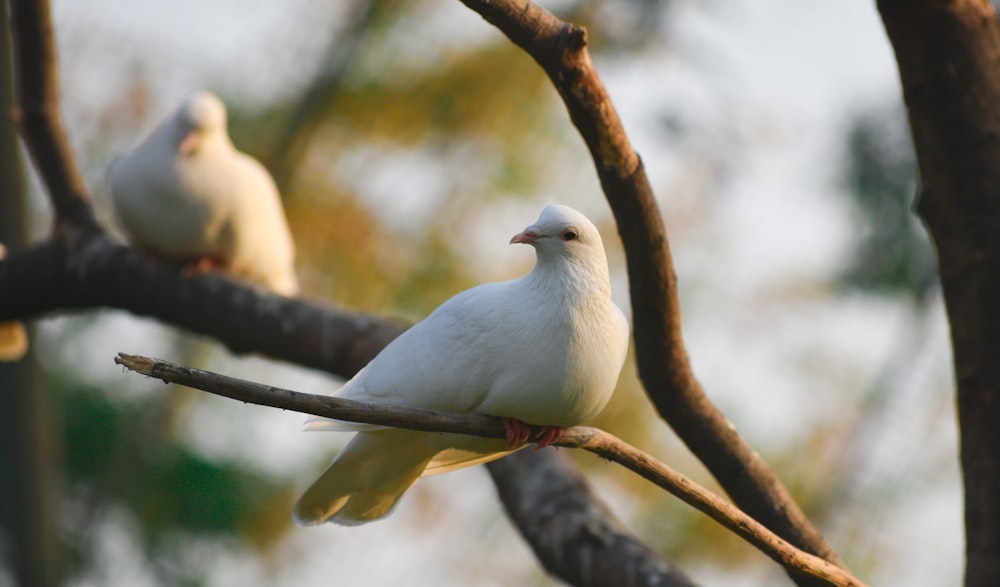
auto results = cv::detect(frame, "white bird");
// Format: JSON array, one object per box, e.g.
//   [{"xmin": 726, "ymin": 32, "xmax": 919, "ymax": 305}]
[
  {"xmin": 294, "ymin": 204, "xmax": 629, "ymax": 526},
  {"xmin": 108, "ymin": 91, "xmax": 298, "ymax": 295}
]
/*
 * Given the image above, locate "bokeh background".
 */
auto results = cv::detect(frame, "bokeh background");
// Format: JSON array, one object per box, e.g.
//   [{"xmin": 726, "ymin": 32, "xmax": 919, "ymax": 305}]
[{"xmin": 3, "ymin": 0, "xmax": 958, "ymax": 585}]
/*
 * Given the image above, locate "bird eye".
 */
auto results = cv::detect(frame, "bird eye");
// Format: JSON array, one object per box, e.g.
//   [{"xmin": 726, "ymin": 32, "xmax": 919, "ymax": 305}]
[{"xmin": 560, "ymin": 229, "xmax": 578, "ymax": 242}]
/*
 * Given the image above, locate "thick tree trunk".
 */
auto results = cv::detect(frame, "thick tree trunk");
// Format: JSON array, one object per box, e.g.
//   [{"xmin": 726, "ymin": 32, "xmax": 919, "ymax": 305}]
[{"xmin": 879, "ymin": 1, "xmax": 1000, "ymax": 584}]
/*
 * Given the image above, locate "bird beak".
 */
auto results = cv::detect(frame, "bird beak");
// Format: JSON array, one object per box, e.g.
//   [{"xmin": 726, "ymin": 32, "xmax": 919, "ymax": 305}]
[
  {"xmin": 510, "ymin": 225, "xmax": 542, "ymax": 245},
  {"xmin": 178, "ymin": 131, "xmax": 201, "ymax": 155}
]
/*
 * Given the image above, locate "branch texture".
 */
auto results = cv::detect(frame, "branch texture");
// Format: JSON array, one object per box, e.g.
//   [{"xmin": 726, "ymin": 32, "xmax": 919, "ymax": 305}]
[
  {"xmin": 115, "ymin": 353, "xmax": 868, "ymax": 587},
  {"xmin": 458, "ymin": 0, "xmax": 843, "ymax": 579}
]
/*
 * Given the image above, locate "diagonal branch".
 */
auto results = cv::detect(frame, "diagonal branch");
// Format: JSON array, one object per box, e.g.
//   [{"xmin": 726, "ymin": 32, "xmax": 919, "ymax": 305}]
[
  {"xmin": 7, "ymin": 0, "xmax": 97, "ymax": 235},
  {"xmin": 114, "ymin": 353, "xmax": 868, "ymax": 587},
  {"xmin": 489, "ymin": 449, "xmax": 699, "ymax": 587},
  {"xmin": 456, "ymin": 0, "xmax": 844, "ymax": 580}
]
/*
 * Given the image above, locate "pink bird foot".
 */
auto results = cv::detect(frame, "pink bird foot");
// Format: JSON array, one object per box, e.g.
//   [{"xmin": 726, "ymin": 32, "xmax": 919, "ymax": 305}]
[
  {"xmin": 501, "ymin": 417, "xmax": 530, "ymax": 449},
  {"xmin": 533, "ymin": 426, "xmax": 564, "ymax": 449},
  {"xmin": 500, "ymin": 417, "xmax": 564, "ymax": 450},
  {"xmin": 179, "ymin": 254, "xmax": 227, "ymax": 277}
]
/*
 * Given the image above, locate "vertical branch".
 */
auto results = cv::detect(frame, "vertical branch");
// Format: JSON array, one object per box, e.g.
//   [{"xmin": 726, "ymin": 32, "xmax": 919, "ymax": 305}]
[
  {"xmin": 0, "ymin": 3, "xmax": 63, "ymax": 585},
  {"xmin": 8, "ymin": 0, "xmax": 98, "ymax": 235},
  {"xmin": 879, "ymin": 1, "xmax": 1000, "ymax": 585},
  {"xmin": 457, "ymin": 0, "xmax": 844, "ymax": 580}
]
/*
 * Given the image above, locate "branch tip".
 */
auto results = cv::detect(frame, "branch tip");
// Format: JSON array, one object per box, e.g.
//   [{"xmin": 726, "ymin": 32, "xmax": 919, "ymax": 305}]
[{"xmin": 114, "ymin": 352, "xmax": 157, "ymax": 377}]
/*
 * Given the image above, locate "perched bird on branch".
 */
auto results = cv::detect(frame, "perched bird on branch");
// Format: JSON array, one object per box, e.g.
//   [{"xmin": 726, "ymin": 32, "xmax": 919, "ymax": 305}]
[
  {"xmin": 294, "ymin": 204, "xmax": 629, "ymax": 526},
  {"xmin": 108, "ymin": 91, "xmax": 298, "ymax": 295}
]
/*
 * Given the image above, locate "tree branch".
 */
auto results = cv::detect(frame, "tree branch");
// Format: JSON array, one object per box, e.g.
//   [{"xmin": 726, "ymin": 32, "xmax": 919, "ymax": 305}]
[
  {"xmin": 878, "ymin": 1, "xmax": 1000, "ymax": 584},
  {"xmin": 7, "ymin": 0, "xmax": 98, "ymax": 235},
  {"xmin": 456, "ymin": 0, "xmax": 844, "ymax": 579},
  {"xmin": 114, "ymin": 353, "xmax": 868, "ymax": 587},
  {"xmin": 489, "ymin": 450, "xmax": 699, "ymax": 587},
  {"xmin": 0, "ymin": 236, "xmax": 405, "ymax": 377}
]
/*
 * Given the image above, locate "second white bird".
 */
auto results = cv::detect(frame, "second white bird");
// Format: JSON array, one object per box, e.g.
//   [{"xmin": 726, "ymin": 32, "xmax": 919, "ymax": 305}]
[{"xmin": 108, "ymin": 91, "xmax": 298, "ymax": 295}]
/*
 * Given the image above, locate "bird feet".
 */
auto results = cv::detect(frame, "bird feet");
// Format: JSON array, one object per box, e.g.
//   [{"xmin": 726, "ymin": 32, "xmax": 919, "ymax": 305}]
[
  {"xmin": 179, "ymin": 254, "xmax": 227, "ymax": 277},
  {"xmin": 500, "ymin": 417, "xmax": 564, "ymax": 450},
  {"xmin": 138, "ymin": 248, "xmax": 227, "ymax": 278}
]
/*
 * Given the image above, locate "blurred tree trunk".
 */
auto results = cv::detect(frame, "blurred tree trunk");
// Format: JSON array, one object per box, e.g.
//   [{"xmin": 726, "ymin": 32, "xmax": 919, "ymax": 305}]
[
  {"xmin": 0, "ymin": 1, "xmax": 62, "ymax": 585},
  {"xmin": 879, "ymin": 1, "xmax": 1000, "ymax": 585}
]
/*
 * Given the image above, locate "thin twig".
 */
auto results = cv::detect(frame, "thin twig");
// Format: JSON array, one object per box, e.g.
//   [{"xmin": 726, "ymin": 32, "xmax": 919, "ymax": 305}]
[{"xmin": 114, "ymin": 352, "xmax": 868, "ymax": 587}]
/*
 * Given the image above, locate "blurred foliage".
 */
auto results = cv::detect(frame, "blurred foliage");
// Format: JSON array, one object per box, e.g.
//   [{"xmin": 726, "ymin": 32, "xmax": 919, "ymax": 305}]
[
  {"xmin": 840, "ymin": 102, "xmax": 938, "ymax": 300},
  {"xmin": 59, "ymin": 381, "xmax": 294, "ymax": 581}
]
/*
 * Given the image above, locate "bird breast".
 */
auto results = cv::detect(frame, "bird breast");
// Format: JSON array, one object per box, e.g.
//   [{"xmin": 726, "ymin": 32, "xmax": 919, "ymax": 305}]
[{"xmin": 475, "ymin": 282, "xmax": 626, "ymax": 427}]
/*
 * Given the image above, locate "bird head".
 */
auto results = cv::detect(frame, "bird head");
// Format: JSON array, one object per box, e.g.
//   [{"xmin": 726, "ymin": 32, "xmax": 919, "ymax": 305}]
[
  {"xmin": 173, "ymin": 92, "xmax": 228, "ymax": 155},
  {"xmin": 510, "ymin": 204, "xmax": 608, "ymax": 267}
]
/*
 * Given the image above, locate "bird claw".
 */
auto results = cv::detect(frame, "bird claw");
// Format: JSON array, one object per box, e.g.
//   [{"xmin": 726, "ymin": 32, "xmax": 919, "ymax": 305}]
[
  {"xmin": 502, "ymin": 417, "xmax": 531, "ymax": 449},
  {"xmin": 180, "ymin": 254, "xmax": 226, "ymax": 277},
  {"xmin": 533, "ymin": 426, "xmax": 563, "ymax": 450},
  {"xmin": 501, "ymin": 418, "xmax": 563, "ymax": 450}
]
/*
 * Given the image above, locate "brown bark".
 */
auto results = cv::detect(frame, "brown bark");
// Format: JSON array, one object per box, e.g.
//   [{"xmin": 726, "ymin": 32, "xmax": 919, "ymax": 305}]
[{"xmin": 878, "ymin": 1, "xmax": 1000, "ymax": 585}]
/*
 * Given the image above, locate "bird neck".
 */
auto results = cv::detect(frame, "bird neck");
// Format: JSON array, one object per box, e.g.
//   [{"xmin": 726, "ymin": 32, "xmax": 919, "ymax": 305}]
[
  {"xmin": 528, "ymin": 254, "xmax": 612, "ymax": 301},
  {"xmin": 198, "ymin": 132, "xmax": 234, "ymax": 152}
]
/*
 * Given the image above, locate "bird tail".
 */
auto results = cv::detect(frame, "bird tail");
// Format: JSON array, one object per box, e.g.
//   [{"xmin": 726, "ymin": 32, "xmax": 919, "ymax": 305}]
[{"xmin": 293, "ymin": 429, "xmax": 437, "ymax": 526}]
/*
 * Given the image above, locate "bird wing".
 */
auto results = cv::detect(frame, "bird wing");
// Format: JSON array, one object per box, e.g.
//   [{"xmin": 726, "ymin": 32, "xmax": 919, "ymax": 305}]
[
  {"xmin": 220, "ymin": 153, "xmax": 298, "ymax": 295},
  {"xmin": 306, "ymin": 281, "xmax": 516, "ymax": 434}
]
